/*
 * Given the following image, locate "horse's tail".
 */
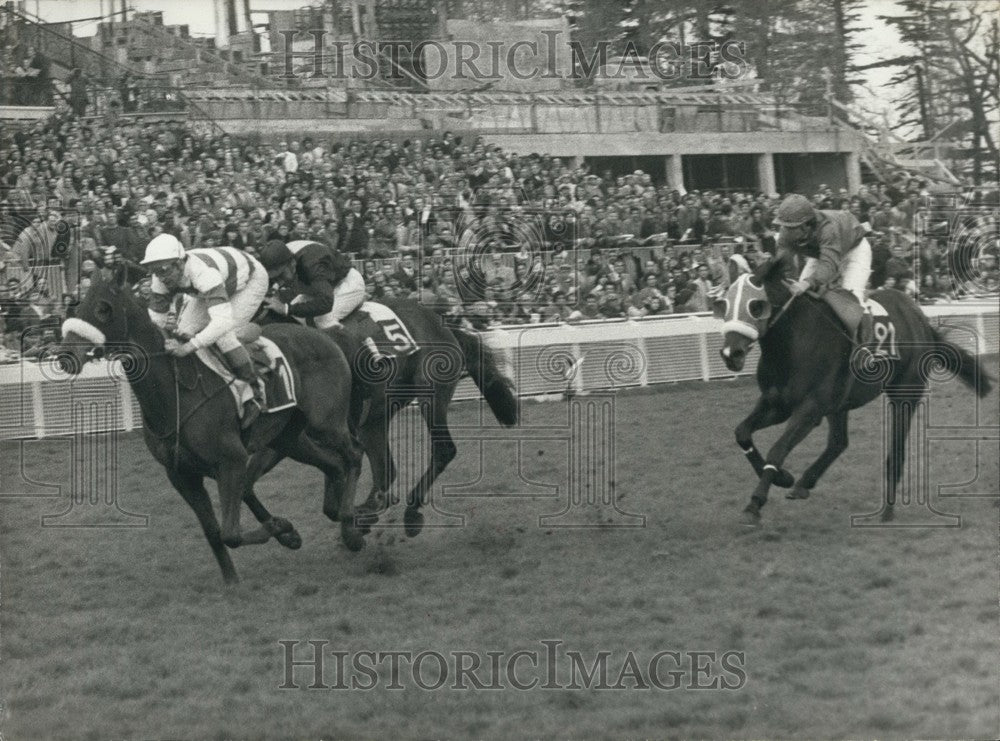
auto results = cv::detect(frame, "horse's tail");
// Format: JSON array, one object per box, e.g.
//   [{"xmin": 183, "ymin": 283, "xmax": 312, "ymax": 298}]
[
  {"xmin": 928, "ymin": 325, "xmax": 994, "ymax": 398},
  {"xmin": 452, "ymin": 327, "xmax": 519, "ymax": 426}
]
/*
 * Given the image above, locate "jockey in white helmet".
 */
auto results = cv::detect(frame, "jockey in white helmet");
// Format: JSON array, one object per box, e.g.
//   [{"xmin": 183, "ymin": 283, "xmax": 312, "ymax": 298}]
[{"xmin": 140, "ymin": 233, "xmax": 269, "ymax": 427}]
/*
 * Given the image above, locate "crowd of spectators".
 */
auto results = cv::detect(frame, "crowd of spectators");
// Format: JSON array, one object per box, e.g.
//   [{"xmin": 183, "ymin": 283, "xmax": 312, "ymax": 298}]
[{"xmin": 1, "ymin": 105, "xmax": 997, "ymax": 360}]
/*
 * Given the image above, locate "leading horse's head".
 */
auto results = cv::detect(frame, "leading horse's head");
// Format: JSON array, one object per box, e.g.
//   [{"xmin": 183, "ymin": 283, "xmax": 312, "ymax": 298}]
[
  {"xmin": 56, "ymin": 266, "xmax": 147, "ymax": 375},
  {"xmin": 713, "ymin": 257, "xmax": 790, "ymax": 372}
]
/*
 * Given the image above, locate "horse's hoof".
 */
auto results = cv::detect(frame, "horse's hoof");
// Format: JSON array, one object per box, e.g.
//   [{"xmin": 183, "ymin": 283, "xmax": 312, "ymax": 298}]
[
  {"xmin": 740, "ymin": 508, "xmax": 762, "ymax": 527},
  {"xmin": 404, "ymin": 508, "xmax": 424, "ymax": 537},
  {"xmin": 276, "ymin": 530, "xmax": 302, "ymax": 550},
  {"xmin": 354, "ymin": 512, "xmax": 379, "ymax": 536},
  {"xmin": 773, "ymin": 469, "xmax": 795, "ymax": 489},
  {"xmin": 786, "ymin": 486, "xmax": 811, "ymax": 500},
  {"xmin": 341, "ymin": 526, "xmax": 365, "ymax": 552},
  {"xmin": 362, "ymin": 489, "xmax": 389, "ymax": 514},
  {"xmin": 266, "ymin": 517, "xmax": 303, "ymax": 550}
]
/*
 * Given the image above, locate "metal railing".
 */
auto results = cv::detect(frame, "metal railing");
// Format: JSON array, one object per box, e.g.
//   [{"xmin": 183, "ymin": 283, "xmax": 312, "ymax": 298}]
[{"xmin": 1, "ymin": 303, "xmax": 995, "ymax": 440}]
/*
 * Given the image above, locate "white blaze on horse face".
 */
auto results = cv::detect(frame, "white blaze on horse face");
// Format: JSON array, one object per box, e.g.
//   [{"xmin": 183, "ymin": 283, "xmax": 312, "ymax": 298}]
[{"xmin": 720, "ymin": 274, "xmax": 769, "ymax": 341}]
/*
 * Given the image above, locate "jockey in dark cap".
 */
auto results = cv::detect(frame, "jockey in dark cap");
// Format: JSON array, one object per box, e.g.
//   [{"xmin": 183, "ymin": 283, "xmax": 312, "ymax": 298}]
[
  {"xmin": 773, "ymin": 193, "xmax": 875, "ymax": 347},
  {"xmin": 257, "ymin": 239, "xmax": 364, "ymax": 329}
]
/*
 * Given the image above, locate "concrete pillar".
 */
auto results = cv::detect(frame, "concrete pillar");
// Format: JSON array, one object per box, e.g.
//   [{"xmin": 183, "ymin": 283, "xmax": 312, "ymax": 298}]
[
  {"xmin": 665, "ymin": 154, "xmax": 684, "ymax": 192},
  {"xmin": 214, "ymin": 0, "xmax": 230, "ymax": 48},
  {"xmin": 845, "ymin": 151, "xmax": 862, "ymax": 193},
  {"xmin": 756, "ymin": 152, "xmax": 776, "ymax": 195},
  {"xmin": 234, "ymin": 0, "xmax": 252, "ymax": 35}
]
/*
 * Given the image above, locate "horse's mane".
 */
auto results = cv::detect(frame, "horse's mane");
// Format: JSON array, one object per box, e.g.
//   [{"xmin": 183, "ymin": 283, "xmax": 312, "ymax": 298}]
[{"xmin": 87, "ymin": 265, "xmax": 166, "ymax": 352}]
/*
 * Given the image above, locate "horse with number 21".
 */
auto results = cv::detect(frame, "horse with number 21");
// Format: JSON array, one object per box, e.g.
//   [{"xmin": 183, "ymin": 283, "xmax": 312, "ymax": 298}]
[
  {"xmin": 716, "ymin": 256, "xmax": 992, "ymax": 525},
  {"xmin": 56, "ymin": 266, "xmax": 365, "ymax": 583}
]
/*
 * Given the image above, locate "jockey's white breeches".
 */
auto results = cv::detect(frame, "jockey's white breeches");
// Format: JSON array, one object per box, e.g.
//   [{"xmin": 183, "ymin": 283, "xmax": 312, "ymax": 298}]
[
  {"xmin": 323, "ymin": 268, "xmax": 367, "ymax": 327},
  {"xmin": 177, "ymin": 267, "xmax": 269, "ymax": 352},
  {"xmin": 289, "ymin": 268, "xmax": 367, "ymax": 330},
  {"xmin": 800, "ymin": 238, "xmax": 872, "ymax": 304}
]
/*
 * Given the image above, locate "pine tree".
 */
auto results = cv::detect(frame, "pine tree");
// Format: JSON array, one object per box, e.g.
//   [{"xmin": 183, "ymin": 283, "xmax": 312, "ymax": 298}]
[{"xmin": 870, "ymin": 0, "xmax": 998, "ymax": 184}]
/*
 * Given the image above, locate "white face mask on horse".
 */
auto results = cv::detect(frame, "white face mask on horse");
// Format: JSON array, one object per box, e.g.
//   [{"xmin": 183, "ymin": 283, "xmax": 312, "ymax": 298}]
[{"xmin": 714, "ymin": 273, "xmax": 772, "ymax": 342}]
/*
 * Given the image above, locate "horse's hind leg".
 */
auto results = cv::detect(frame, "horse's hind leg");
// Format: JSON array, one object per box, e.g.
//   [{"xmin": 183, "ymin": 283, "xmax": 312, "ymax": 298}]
[
  {"xmin": 788, "ymin": 409, "xmax": 850, "ymax": 500},
  {"xmin": 167, "ymin": 467, "xmax": 239, "ymax": 584},
  {"xmin": 403, "ymin": 384, "xmax": 458, "ymax": 538},
  {"xmin": 881, "ymin": 390, "xmax": 919, "ymax": 522},
  {"xmin": 357, "ymin": 410, "xmax": 396, "ymax": 518},
  {"xmin": 286, "ymin": 430, "xmax": 366, "ymax": 552},
  {"xmin": 242, "ymin": 448, "xmax": 302, "ymax": 550},
  {"xmin": 743, "ymin": 400, "xmax": 823, "ymax": 525},
  {"xmin": 735, "ymin": 394, "xmax": 794, "ymax": 488}
]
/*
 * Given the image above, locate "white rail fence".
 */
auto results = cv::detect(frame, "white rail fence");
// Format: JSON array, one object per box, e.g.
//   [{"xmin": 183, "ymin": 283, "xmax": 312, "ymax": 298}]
[{"xmin": 1, "ymin": 304, "xmax": 996, "ymax": 440}]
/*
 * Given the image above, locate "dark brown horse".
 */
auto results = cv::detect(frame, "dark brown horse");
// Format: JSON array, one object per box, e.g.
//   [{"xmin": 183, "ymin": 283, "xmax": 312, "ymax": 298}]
[
  {"xmin": 55, "ymin": 268, "xmax": 364, "ymax": 583},
  {"xmin": 716, "ymin": 258, "xmax": 992, "ymax": 524},
  {"xmin": 255, "ymin": 297, "xmax": 519, "ymax": 537}
]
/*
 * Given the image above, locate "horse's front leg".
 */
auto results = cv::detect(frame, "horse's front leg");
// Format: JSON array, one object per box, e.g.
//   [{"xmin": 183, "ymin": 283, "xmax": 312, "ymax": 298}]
[
  {"xmin": 217, "ymin": 451, "xmax": 251, "ymax": 548},
  {"xmin": 743, "ymin": 400, "xmax": 824, "ymax": 525},
  {"xmin": 166, "ymin": 466, "xmax": 239, "ymax": 584},
  {"xmin": 735, "ymin": 393, "xmax": 794, "ymax": 488}
]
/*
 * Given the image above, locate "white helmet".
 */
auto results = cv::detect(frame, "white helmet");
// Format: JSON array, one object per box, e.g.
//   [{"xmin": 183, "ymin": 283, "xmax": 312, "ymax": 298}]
[{"xmin": 141, "ymin": 233, "xmax": 186, "ymax": 264}]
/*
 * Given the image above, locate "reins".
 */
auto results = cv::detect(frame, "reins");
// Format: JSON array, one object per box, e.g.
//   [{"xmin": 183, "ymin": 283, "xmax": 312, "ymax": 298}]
[
  {"xmin": 764, "ymin": 281, "xmax": 859, "ymax": 347},
  {"xmin": 114, "ymin": 295, "xmax": 231, "ymax": 471}
]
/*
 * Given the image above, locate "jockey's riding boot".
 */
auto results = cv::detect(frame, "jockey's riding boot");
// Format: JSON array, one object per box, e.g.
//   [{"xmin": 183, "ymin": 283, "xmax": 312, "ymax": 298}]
[
  {"xmin": 854, "ymin": 310, "xmax": 877, "ymax": 364},
  {"xmin": 224, "ymin": 346, "xmax": 264, "ymax": 429},
  {"xmin": 858, "ymin": 310, "xmax": 875, "ymax": 347}
]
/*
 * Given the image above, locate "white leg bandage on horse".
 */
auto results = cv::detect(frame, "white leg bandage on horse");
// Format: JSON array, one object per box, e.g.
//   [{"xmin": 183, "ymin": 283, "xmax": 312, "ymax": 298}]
[
  {"xmin": 841, "ymin": 238, "xmax": 872, "ymax": 304},
  {"xmin": 326, "ymin": 268, "xmax": 367, "ymax": 325}
]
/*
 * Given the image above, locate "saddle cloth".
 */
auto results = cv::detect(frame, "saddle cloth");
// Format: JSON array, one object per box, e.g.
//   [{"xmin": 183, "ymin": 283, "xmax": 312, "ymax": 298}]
[
  {"xmin": 196, "ymin": 336, "xmax": 297, "ymax": 423},
  {"xmin": 355, "ymin": 301, "xmax": 420, "ymax": 357},
  {"xmin": 822, "ymin": 288, "xmax": 888, "ymax": 337}
]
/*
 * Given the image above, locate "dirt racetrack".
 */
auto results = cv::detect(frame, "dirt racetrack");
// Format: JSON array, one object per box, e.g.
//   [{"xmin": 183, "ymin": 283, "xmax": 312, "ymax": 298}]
[{"xmin": 1, "ymin": 372, "xmax": 997, "ymax": 739}]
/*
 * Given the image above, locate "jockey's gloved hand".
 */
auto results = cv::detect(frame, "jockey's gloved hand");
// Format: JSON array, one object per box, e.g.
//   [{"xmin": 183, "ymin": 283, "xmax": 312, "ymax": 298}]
[
  {"xmin": 164, "ymin": 338, "xmax": 197, "ymax": 357},
  {"xmin": 788, "ymin": 279, "xmax": 812, "ymax": 297},
  {"xmin": 263, "ymin": 296, "xmax": 288, "ymax": 316}
]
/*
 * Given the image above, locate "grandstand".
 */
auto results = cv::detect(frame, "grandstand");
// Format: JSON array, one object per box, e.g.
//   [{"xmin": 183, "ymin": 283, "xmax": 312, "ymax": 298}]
[{"xmin": 1, "ymin": 0, "xmax": 997, "ymax": 432}]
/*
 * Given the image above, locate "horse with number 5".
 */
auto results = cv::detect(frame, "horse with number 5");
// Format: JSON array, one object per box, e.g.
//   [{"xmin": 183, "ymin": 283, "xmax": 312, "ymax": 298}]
[
  {"xmin": 715, "ymin": 256, "xmax": 992, "ymax": 525},
  {"xmin": 255, "ymin": 295, "xmax": 520, "ymax": 537}
]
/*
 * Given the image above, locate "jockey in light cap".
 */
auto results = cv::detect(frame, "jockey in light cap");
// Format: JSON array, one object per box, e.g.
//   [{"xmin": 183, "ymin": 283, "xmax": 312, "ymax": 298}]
[
  {"xmin": 140, "ymin": 233, "xmax": 269, "ymax": 427},
  {"xmin": 773, "ymin": 193, "xmax": 874, "ymax": 345}
]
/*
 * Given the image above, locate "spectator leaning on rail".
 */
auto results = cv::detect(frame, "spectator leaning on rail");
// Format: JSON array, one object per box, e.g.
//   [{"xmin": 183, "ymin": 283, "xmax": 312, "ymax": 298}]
[
  {"xmin": 773, "ymin": 193, "xmax": 875, "ymax": 348},
  {"xmin": 257, "ymin": 239, "xmax": 364, "ymax": 329},
  {"xmin": 137, "ymin": 233, "xmax": 269, "ymax": 427}
]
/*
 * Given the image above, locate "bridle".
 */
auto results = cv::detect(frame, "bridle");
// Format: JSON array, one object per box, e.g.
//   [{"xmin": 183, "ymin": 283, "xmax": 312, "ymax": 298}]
[{"xmin": 92, "ymin": 286, "xmax": 234, "ymax": 470}]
